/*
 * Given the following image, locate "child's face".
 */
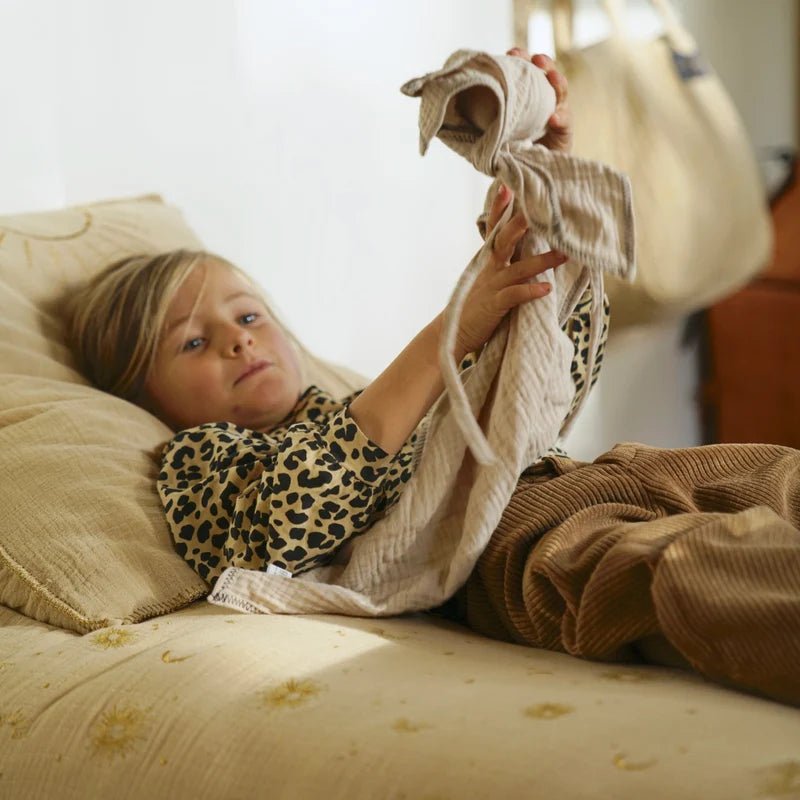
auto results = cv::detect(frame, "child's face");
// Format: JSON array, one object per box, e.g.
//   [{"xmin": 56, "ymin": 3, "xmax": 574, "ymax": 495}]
[{"xmin": 144, "ymin": 261, "xmax": 303, "ymax": 432}]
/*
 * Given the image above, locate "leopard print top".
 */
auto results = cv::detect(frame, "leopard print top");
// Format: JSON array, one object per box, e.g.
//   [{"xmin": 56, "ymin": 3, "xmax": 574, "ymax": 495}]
[{"xmin": 157, "ymin": 288, "xmax": 610, "ymax": 587}]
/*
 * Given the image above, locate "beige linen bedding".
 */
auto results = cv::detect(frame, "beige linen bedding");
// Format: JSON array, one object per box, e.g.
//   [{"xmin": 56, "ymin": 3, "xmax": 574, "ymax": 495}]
[{"xmin": 1, "ymin": 602, "xmax": 799, "ymax": 800}]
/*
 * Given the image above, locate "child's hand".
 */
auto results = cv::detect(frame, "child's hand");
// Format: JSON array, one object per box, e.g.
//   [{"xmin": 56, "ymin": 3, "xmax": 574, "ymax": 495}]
[
  {"xmin": 455, "ymin": 186, "xmax": 567, "ymax": 360},
  {"xmin": 507, "ymin": 47, "xmax": 572, "ymax": 153}
]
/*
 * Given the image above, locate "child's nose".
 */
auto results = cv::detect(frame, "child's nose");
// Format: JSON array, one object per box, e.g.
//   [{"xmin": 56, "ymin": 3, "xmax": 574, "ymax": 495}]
[{"xmin": 225, "ymin": 326, "xmax": 254, "ymax": 354}]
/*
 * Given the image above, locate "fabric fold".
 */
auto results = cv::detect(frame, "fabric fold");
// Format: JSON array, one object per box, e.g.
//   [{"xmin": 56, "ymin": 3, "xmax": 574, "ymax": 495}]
[{"xmin": 401, "ymin": 49, "xmax": 634, "ymax": 462}]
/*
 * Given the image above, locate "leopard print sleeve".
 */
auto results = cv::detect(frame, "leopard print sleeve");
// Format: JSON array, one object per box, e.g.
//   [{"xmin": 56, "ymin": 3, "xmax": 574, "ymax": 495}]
[
  {"xmin": 156, "ymin": 403, "xmax": 400, "ymax": 586},
  {"xmin": 564, "ymin": 287, "xmax": 611, "ymax": 418}
]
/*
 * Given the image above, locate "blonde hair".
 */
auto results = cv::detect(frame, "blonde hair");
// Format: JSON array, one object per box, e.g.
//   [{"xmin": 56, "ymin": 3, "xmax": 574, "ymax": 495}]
[
  {"xmin": 63, "ymin": 248, "xmax": 367, "ymax": 413},
  {"xmin": 63, "ymin": 249, "xmax": 266, "ymax": 405}
]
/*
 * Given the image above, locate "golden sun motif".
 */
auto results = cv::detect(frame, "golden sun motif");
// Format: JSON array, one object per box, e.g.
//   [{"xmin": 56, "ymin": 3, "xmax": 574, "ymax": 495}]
[
  {"xmin": 89, "ymin": 628, "xmax": 137, "ymax": 649},
  {"xmin": 0, "ymin": 710, "xmax": 32, "ymax": 739},
  {"xmin": 90, "ymin": 703, "xmax": 152, "ymax": 760},
  {"xmin": 259, "ymin": 679, "xmax": 324, "ymax": 709},
  {"xmin": 161, "ymin": 650, "xmax": 193, "ymax": 664},
  {"xmin": 392, "ymin": 718, "xmax": 431, "ymax": 733},
  {"xmin": 600, "ymin": 670, "xmax": 651, "ymax": 683},
  {"xmin": 613, "ymin": 752, "xmax": 658, "ymax": 771},
  {"xmin": 523, "ymin": 702, "xmax": 575, "ymax": 719},
  {"xmin": 757, "ymin": 760, "xmax": 800, "ymax": 797}
]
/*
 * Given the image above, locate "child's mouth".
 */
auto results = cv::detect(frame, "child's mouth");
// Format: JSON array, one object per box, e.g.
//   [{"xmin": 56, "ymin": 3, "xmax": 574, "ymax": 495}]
[{"xmin": 234, "ymin": 360, "xmax": 271, "ymax": 385}]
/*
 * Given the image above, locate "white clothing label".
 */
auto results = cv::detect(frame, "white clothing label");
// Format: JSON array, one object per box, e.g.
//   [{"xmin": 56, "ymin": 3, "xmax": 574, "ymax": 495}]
[{"xmin": 266, "ymin": 564, "xmax": 293, "ymax": 579}]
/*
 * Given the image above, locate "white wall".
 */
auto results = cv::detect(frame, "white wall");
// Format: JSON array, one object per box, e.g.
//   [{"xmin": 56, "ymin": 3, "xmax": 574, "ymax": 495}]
[
  {"xmin": 1, "ymin": 0, "xmax": 796, "ymax": 460},
  {"xmin": 0, "ymin": 0, "xmax": 508, "ymax": 380}
]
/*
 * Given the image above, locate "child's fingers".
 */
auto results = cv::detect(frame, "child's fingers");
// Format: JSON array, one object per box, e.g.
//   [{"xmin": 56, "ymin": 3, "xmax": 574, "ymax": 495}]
[
  {"xmin": 507, "ymin": 46, "xmax": 532, "ymax": 59},
  {"xmin": 491, "ymin": 212, "xmax": 528, "ymax": 264},
  {"xmin": 546, "ymin": 68, "xmax": 569, "ymax": 108},
  {"xmin": 497, "ymin": 281, "xmax": 553, "ymax": 310},
  {"xmin": 532, "ymin": 53, "xmax": 555, "ymax": 71},
  {"xmin": 506, "ymin": 249, "xmax": 568, "ymax": 282},
  {"xmin": 487, "ymin": 184, "xmax": 513, "ymax": 233},
  {"xmin": 532, "ymin": 54, "xmax": 569, "ymax": 106}
]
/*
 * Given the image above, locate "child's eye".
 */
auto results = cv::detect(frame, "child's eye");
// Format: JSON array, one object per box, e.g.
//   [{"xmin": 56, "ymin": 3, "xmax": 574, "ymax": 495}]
[
  {"xmin": 181, "ymin": 337, "xmax": 205, "ymax": 353},
  {"xmin": 240, "ymin": 312, "xmax": 259, "ymax": 324}
]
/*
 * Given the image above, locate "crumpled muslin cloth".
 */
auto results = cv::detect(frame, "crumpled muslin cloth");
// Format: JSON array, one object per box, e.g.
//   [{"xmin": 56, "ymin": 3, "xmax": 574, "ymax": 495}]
[
  {"xmin": 206, "ymin": 50, "xmax": 636, "ymax": 618},
  {"xmin": 400, "ymin": 48, "xmax": 636, "ymax": 463}
]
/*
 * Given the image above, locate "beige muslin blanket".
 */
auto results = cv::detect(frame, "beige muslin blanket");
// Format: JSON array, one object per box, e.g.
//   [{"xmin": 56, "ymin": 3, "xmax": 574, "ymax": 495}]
[{"xmin": 207, "ymin": 50, "xmax": 635, "ymax": 616}]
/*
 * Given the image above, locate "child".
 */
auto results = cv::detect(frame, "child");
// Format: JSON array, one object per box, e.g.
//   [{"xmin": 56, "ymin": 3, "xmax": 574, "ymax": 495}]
[{"xmin": 64, "ymin": 50, "xmax": 607, "ymax": 587}]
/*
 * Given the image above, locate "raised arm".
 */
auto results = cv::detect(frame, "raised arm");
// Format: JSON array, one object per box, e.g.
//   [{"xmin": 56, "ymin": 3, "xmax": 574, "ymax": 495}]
[
  {"xmin": 348, "ymin": 191, "xmax": 567, "ymax": 455},
  {"xmin": 349, "ymin": 48, "xmax": 572, "ymax": 455}
]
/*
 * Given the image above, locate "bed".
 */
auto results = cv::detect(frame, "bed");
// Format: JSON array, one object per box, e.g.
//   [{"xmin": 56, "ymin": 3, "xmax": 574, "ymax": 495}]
[{"xmin": 1, "ymin": 195, "xmax": 798, "ymax": 799}]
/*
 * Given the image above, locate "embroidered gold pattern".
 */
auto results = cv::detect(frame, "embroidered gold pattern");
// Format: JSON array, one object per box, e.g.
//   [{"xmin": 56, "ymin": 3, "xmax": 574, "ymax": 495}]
[
  {"xmin": 613, "ymin": 752, "xmax": 658, "ymax": 771},
  {"xmin": 90, "ymin": 628, "xmax": 137, "ymax": 649},
  {"xmin": 0, "ymin": 211, "xmax": 92, "ymax": 240},
  {"xmin": 259, "ymin": 679, "xmax": 323, "ymax": 709},
  {"xmin": 161, "ymin": 650, "xmax": 193, "ymax": 664},
  {"xmin": 368, "ymin": 626, "xmax": 410, "ymax": 641},
  {"xmin": 392, "ymin": 717, "xmax": 431, "ymax": 733},
  {"xmin": 90, "ymin": 703, "xmax": 152, "ymax": 760},
  {"xmin": 757, "ymin": 760, "xmax": 800, "ymax": 797},
  {"xmin": 0, "ymin": 710, "xmax": 32, "ymax": 739},
  {"xmin": 523, "ymin": 703, "xmax": 574, "ymax": 719},
  {"xmin": 600, "ymin": 670, "xmax": 652, "ymax": 683}
]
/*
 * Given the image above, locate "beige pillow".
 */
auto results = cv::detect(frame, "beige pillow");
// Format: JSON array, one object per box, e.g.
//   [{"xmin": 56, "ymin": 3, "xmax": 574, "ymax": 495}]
[{"xmin": 0, "ymin": 194, "xmax": 367, "ymax": 633}]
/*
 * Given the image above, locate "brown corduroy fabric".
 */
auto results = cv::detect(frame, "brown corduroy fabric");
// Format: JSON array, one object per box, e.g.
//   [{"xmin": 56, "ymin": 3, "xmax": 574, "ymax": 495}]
[{"xmin": 456, "ymin": 442, "xmax": 800, "ymax": 707}]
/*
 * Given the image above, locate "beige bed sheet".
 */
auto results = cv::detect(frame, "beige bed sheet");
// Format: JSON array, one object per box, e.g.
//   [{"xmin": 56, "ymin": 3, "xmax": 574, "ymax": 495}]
[{"xmin": 1, "ymin": 601, "xmax": 799, "ymax": 800}]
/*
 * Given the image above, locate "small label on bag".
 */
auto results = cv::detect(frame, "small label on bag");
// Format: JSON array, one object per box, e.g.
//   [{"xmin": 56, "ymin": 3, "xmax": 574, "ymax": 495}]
[
  {"xmin": 671, "ymin": 49, "xmax": 709, "ymax": 81},
  {"xmin": 266, "ymin": 564, "xmax": 293, "ymax": 579}
]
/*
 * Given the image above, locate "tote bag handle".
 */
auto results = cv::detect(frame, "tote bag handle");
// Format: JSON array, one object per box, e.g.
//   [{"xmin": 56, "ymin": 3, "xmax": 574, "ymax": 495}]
[{"xmin": 550, "ymin": 0, "xmax": 696, "ymax": 58}]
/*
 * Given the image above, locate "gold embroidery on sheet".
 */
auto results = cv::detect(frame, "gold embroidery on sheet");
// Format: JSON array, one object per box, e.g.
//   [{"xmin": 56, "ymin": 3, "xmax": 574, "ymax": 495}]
[
  {"xmin": 90, "ymin": 703, "xmax": 153, "ymax": 760},
  {"xmin": 523, "ymin": 702, "xmax": 574, "ymax": 719},
  {"xmin": 756, "ymin": 760, "xmax": 800, "ymax": 797},
  {"xmin": 613, "ymin": 753, "xmax": 658, "ymax": 771},
  {"xmin": 259, "ymin": 678, "xmax": 324, "ymax": 709},
  {"xmin": 392, "ymin": 718, "xmax": 431, "ymax": 733},
  {"xmin": 600, "ymin": 670, "xmax": 652, "ymax": 683},
  {"xmin": 0, "ymin": 710, "xmax": 32, "ymax": 739},
  {"xmin": 89, "ymin": 628, "xmax": 137, "ymax": 649},
  {"xmin": 161, "ymin": 650, "xmax": 193, "ymax": 664}
]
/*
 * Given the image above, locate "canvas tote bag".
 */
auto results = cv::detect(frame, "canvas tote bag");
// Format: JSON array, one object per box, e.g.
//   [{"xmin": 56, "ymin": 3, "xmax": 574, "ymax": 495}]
[{"xmin": 535, "ymin": 0, "xmax": 773, "ymax": 327}]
